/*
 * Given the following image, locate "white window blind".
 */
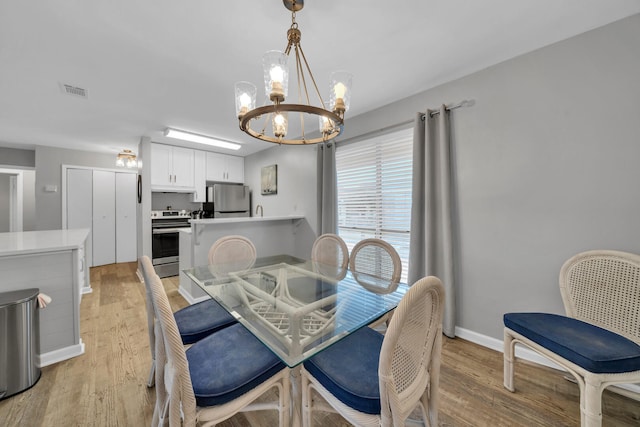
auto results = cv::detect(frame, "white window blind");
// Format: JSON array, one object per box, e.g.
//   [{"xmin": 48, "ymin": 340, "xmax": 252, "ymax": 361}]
[{"xmin": 336, "ymin": 127, "xmax": 413, "ymax": 282}]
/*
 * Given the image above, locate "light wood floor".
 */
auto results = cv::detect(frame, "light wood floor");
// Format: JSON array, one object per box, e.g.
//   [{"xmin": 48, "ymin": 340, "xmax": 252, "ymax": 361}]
[{"xmin": 1, "ymin": 262, "xmax": 638, "ymax": 426}]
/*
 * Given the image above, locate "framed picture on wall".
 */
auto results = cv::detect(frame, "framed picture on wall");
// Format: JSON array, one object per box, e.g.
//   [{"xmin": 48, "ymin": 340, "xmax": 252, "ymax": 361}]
[{"xmin": 261, "ymin": 164, "xmax": 277, "ymax": 195}]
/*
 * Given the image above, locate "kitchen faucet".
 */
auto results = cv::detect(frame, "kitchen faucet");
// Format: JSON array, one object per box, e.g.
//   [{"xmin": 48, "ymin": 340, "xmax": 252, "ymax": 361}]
[{"xmin": 255, "ymin": 204, "xmax": 263, "ymax": 217}]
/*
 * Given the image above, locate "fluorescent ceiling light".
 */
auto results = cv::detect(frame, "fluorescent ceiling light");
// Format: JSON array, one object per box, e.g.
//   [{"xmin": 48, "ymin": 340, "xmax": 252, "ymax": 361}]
[{"xmin": 164, "ymin": 128, "xmax": 241, "ymax": 151}]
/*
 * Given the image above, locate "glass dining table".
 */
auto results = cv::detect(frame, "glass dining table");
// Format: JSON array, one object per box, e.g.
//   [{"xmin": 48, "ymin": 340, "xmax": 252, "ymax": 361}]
[
  {"xmin": 183, "ymin": 254, "xmax": 409, "ymax": 368},
  {"xmin": 183, "ymin": 253, "xmax": 409, "ymax": 425}
]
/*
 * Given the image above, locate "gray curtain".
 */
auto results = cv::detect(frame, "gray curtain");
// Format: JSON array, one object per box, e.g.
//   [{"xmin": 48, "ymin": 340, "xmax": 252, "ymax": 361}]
[
  {"xmin": 408, "ymin": 105, "xmax": 456, "ymax": 337},
  {"xmin": 317, "ymin": 142, "xmax": 337, "ymax": 235}
]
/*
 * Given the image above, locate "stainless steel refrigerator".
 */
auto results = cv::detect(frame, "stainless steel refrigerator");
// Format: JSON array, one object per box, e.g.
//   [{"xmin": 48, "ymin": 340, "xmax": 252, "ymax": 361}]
[{"xmin": 204, "ymin": 183, "xmax": 251, "ymax": 218}]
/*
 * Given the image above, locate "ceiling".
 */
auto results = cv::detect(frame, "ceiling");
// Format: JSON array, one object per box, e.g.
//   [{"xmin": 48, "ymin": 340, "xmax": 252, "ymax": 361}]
[{"xmin": 1, "ymin": 1, "xmax": 639, "ymax": 158}]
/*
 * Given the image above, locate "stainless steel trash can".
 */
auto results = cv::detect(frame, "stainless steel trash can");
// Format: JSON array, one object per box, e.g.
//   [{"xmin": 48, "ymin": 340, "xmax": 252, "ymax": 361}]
[{"xmin": 0, "ymin": 288, "xmax": 41, "ymax": 400}]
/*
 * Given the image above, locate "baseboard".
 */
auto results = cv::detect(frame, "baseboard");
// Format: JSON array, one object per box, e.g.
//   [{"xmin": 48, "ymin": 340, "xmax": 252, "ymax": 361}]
[
  {"xmin": 38, "ymin": 340, "xmax": 85, "ymax": 367},
  {"xmin": 455, "ymin": 326, "xmax": 640, "ymax": 396},
  {"xmin": 81, "ymin": 286, "xmax": 92, "ymax": 294}
]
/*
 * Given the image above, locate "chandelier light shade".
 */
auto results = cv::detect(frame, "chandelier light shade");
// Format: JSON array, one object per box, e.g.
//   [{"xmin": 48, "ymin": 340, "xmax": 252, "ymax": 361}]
[
  {"xmin": 235, "ymin": 0, "xmax": 352, "ymax": 145},
  {"xmin": 116, "ymin": 149, "xmax": 137, "ymax": 168},
  {"xmin": 235, "ymin": 82, "xmax": 257, "ymax": 119}
]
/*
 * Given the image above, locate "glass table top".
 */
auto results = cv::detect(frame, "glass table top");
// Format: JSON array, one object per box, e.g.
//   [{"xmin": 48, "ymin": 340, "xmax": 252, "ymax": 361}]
[{"xmin": 183, "ymin": 254, "xmax": 409, "ymax": 367}]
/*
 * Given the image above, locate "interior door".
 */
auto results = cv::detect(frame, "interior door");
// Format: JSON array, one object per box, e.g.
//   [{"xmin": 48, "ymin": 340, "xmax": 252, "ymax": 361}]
[
  {"xmin": 116, "ymin": 172, "xmax": 137, "ymax": 263},
  {"xmin": 67, "ymin": 168, "xmax": 93, "ymax": 266},
  {"xmin": 92, "ymin": 170, "xmax": 116, "ymax": 266}
]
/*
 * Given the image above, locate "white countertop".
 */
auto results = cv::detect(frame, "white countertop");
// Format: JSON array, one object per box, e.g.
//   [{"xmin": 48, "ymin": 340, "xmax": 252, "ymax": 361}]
[
  {"xmin": 0, "ymin": 228, "xmax": 90, "ymax": 257},
  {"xmin": 190, "ymin": 215, "xmax": 305, "ymax": 225}
]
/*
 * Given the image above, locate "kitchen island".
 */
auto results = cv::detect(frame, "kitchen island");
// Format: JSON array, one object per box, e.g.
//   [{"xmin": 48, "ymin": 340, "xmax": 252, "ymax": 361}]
[
  {"xmin": 0, "ymin": 228, "xmax": 90, "ymax": 366},
  {"xmin": 179, "ymin": 215, "xmax": 307, "ymax": 303}
]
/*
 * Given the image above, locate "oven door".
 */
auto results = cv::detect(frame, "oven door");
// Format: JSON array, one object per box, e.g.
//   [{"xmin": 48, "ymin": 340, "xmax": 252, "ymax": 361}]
[{"xmin": 151, "ymin": 228, "xmax": 181, "ymax": 265}]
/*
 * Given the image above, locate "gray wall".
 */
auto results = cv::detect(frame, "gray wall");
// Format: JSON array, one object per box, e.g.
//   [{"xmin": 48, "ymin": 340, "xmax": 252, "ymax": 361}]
[
  {"xmin": 0, "ymin": 147, "xmax": 35, "ymax": 168},
  {"xmin": 290, "ymin": 14, "xmax": 640, "ymax": 340},
  {"xmin": 35, "ymin": 145, "xmax": 116, "ymax": 230},
  {"xmin": 244, "ymin": 144, "xmax": 318, "ymax": 258}
]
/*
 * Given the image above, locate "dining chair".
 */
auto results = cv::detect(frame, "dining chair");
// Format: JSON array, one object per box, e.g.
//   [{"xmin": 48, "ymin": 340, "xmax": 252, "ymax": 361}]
[
  {"xmin": 207, "ymin": 235, "xmax": 257, "ymax": 274},
  {"xmin": 504, "ymin": 250, "xmax": 640, "ymax": 427},
  {"xmin": 349, "ymin": 238, "xmax": 402, "ymax": 328},
  {"xmin": 301, "ymin": 275, "xmax": 444, "ymax": 427},
  {"xmin": 139, "ymin": 256, "xmax": 236, "ymax": 387},
  {"xmin": 311, "ymin": 233, "xmax": 349, "ymax": 279},
  {"xmin": 147, "ymin": 268, "xmax": 291, "ymax": 427}
]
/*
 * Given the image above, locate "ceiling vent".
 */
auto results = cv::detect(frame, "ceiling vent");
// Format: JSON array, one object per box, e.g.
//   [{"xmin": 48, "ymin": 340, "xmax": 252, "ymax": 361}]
[{"xmin": 59, "ymin": 83, "xmax": 88, "ymax": 99}]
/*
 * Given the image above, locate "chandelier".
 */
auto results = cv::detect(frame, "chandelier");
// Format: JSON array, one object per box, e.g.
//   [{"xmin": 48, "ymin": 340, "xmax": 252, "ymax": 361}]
[
  {"xmin": 116, "ymin": 149, "xmax": 137, "ymax": 168},
  {"xmin": 234, "ymin": 0, "xmax": 352, "ymax": 145}
]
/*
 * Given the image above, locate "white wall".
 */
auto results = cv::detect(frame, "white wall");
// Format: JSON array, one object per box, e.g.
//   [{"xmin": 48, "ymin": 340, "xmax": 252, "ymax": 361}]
[
  {"xmin": 244, "ymin": 144, "xmax": 318, "ymax": 258},
  {"xmin": 276, "ymin": 14, "xmax": 640, "ymax": 340}
]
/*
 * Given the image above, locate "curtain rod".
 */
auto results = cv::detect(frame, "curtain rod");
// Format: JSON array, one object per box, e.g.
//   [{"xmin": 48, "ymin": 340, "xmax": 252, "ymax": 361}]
[
  {"xmin": 338, "ymin": 99, "xmax": 475, "ymax": 145},
  {"xmin": 421, "ymin": 99, "xmax": 475, "ymax": 120}
]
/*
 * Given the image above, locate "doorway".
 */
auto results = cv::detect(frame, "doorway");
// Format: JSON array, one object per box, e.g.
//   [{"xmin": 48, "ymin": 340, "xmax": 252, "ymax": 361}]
[{"xmin": 0, "ymin": 168, "xmax": 24, "ymax": 232}]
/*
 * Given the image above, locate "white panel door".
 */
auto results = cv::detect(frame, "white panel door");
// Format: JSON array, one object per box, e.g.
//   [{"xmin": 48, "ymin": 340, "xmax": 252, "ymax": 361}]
[
  {"xmin": 116, "ymin": 172, "xmax": 137, "ymax": 263},
  {"xmin": 92, "ymin": 170, "xmax": 116, "ymax": 266},
  {"xmin": 67, "ymin": 168, "xmax": 94, "ymax": 267}
]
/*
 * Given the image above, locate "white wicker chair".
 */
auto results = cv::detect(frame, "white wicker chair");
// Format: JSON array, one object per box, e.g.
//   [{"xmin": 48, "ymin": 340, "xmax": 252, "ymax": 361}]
[
  {"xmin": 301, "ymin": 276, "xmax": 445, "ymax": 427},
  {"xmin": 504, "ymin": 250, "xmax": 640, "ymax": 427},
  {"xmin": 147, "ymin": 267, "xmax": 291, "ymax": 427},
  {"xmin": 139, "ymin": 256, "xmax": 236, "ymax": 388},
  {"xmin": 349, "ymin": 238, "xmax": 402, "ymax": 328},
  {"xmin": 311, "ymin": 233, "xmax": 349, "ymax": 279},
  {"xmin": 207, "ymin": 235, "xmax": 257, "ymax": 274}
]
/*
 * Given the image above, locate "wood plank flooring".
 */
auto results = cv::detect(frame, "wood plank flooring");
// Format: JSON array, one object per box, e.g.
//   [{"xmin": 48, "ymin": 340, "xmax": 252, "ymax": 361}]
[{"xmin": 1, "ymin": 262, "xmax": 638, "ymax": 426}]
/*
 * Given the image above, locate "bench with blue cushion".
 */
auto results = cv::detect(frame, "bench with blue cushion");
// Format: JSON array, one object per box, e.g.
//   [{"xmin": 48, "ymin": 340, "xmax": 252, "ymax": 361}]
[{"xmin": 504, "ymin": 312, "xmax": 640, "ymax": 374}]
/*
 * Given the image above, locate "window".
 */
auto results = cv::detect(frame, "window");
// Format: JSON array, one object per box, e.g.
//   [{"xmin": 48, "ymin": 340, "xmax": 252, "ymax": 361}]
[{"xmin": 336, "ymin": 127, "xmax": 413, "ymax": 282}]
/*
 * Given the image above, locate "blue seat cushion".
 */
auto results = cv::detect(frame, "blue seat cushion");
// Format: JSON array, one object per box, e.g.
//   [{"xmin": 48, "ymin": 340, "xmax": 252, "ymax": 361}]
[
  {"xmin": 187, "ymin": 323, "xmax": 285, "ymax": 407},
  {"xmin": 303, "ymin": 326, "xmax": 383, "ymax": 414},
  {"xmin": 174, "ymin": 299, "xmax": 236, "ymax": 344},
  {"xmin": 504, "ymin": 312, "xmax": 640, "ymax": 374}
]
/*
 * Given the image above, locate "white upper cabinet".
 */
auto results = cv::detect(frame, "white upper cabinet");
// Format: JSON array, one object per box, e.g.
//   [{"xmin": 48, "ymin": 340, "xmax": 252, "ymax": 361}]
[
  {"xmin": 206, "ymin": 152, "xmax": 244, "ymax": 183},
  {"xmin": 151, "ymin": 144, "xmax": 195, "ymax": 190},
  {"xmin": 191, "ymin": 150, "xmax": 206, "ymax": 202}
]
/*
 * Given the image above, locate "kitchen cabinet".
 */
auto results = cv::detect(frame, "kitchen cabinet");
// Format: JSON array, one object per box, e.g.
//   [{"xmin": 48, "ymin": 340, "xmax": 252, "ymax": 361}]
[
  {"xmin": 191, "ymin": 150, "xmax": 206, "ymax": 202},
  {"xmin": 151, "ymin": 144, "xmax": 195, "ymax": 190},
  {"xmin": 206, "ymin": 152, "xmax": 244, "ymax": 183}
]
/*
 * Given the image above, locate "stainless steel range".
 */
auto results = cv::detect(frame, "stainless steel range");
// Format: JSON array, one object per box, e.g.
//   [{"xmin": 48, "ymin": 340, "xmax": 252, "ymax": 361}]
[{"xmin": 151, "ymin": 210, "xmax": 191, "ymax": 278}]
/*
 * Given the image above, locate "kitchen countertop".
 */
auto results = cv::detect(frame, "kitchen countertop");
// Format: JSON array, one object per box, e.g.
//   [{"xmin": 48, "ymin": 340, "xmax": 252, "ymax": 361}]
[
  {"xmin": 0, "ymin": 228, "xmax": 90, "ymax": 257},
  {"xmin": 189, "ymin": 215, "xmax": 304, "ymax": 225}
]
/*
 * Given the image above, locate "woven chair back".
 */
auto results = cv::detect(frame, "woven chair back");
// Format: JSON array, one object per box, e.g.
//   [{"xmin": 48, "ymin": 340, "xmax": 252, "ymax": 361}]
[
  {"xmin": 559, "ymin": 249, "xmax": 640, "ymax": 345},
  {"xmin": 349, "ymin": 238, "xmax": 401, "ymax": 282},
  {"xmin": 312, "ymin": 234, "xmax": 349, "ymax": 268},
  {"xmin": 378, "ymin": 275, "xmax": 444, "ymax": 426},
  {"xmin": 207, "ymin": 235, "xmax": 257, "ymax": 273},
  {"xmin": 148, "ymin": 271, "xmax": 198, "ymax": 426}
]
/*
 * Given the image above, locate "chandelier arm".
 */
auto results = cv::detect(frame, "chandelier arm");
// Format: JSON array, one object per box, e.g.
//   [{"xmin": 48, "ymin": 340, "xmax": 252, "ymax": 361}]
[
  {"xmin": 294, "ymin": 47, "xmax": 308, "ymax": 139},
  {"xmin": 297, "ymin": 44, "xmax": 327, "ymax": 109}
]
